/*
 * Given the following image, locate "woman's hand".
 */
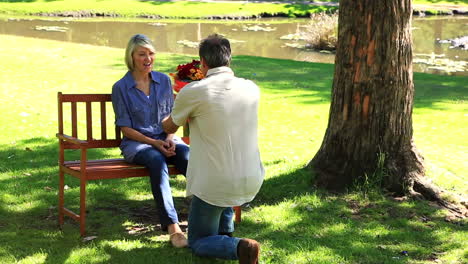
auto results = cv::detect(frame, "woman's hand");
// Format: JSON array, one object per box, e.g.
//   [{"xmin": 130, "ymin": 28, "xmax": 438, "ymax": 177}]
[
  {"xmin": 120, "ymin": 127, "xmax": 176, "ymax": 157},
  {"xmin": 151, "ymin": 139, "xmax": 176, "ymax": 157},
  {"xmin": 165, "ymin": 137, "xmax": 176, "ymax": 152}
]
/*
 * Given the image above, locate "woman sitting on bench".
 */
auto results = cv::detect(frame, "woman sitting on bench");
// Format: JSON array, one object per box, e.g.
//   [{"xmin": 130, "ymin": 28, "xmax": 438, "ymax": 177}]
[{"xmin": 111, "ymin": 34, "xmax": 190, "ymax": 248}]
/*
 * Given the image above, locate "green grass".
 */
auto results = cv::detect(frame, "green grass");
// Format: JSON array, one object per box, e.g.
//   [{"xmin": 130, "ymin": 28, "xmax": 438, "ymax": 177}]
[
  {"xmin": 0, "ymin": 35, "xmax": 467, "ymax": 264},
  {"xmin": 0, "ymin": 0, "xmax": 465, "ymax": 20},
  {"xmin": 0, "ymin": 0, "xmax": 336, "ymax": 19},
  {"xmin": 413, "ymin": 0, "xmax": 468, "ymax": 5}
]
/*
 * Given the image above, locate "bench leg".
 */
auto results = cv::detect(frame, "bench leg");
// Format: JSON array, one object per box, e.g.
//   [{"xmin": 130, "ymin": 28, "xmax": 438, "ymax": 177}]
[
  {"xmin": 234, "ymin": 206, "xmax": 241, "ymax": 223},
  {"xmin": 79, "ymin": 179, "xmax": 87, "ymax": 236},
  {"xmin": 58, "ymin": 170, "xmax": 65, "ymax": 227}
]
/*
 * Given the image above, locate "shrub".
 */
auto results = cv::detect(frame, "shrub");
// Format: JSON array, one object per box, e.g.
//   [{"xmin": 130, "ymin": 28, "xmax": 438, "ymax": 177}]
[{"xmin": 304, "ymin": 12, "xmax": 338, "ymax": 51}]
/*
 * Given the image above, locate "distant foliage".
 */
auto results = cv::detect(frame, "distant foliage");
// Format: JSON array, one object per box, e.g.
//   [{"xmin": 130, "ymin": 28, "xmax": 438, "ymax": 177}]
[{"xmin": 304, "ymin": 12, "xmax": 338, "ymax": 51}]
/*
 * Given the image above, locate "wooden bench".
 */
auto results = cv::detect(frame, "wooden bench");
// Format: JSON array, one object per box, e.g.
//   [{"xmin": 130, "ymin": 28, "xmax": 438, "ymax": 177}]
[{"xmin": 57, "ymin": 92, "xmax": 241, "ymax": 236}]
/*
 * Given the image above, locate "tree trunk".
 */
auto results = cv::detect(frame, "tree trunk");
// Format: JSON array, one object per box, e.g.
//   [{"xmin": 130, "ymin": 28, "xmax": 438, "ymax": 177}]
[{"xmin": 308, "ymin": 0, "xmax": 425, "ymax": 194}]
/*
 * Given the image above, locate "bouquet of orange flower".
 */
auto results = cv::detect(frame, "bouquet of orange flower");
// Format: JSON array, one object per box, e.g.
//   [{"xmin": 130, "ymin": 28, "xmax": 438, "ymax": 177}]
[{"xmin": 171, "ymin": 60, "xmax": 204, "ymax": 93}]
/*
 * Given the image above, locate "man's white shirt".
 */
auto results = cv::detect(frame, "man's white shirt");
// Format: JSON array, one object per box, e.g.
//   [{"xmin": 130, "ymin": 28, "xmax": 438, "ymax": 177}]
[{"xmin": 171, "ymin": 66, "xmax": 264, "ymax": 207}]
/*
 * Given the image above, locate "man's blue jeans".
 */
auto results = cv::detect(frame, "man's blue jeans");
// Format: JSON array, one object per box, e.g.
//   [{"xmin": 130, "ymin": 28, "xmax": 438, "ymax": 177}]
[
  {"xmin": 188, "ymin": 196, "xmax": 241, "ymax": 260},
  {"xmin": 133, "ymin": 144, "xmax": 189, "ymax": 231}
]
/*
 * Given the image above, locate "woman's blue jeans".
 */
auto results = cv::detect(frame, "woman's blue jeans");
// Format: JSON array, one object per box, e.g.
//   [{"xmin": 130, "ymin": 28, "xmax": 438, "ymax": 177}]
[
  {"xmin": 133, "ymin": 144, "xmax": 189, "ymax": 231},
  {"xmin": 188, "ymin": 196, "xmax": 241, "ymax": 260}
]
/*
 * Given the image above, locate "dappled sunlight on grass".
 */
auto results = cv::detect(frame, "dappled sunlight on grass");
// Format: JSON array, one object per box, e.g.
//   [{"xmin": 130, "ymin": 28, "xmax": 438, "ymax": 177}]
[
  {"xmin": 0, "ymin": 35, "xmax": 467, "ymax": 263},
  {"xmin": 100, "ymin": 239, "xmax": 146, "ymax": 251},
  {"xmin": 240, "ymin": 188, "xmax": 467, "ymax": 263},
  {"xmin": 413, "ymin": 101, "xmax": 467, "ymax": 195},
  {"xmin": 66, "ymin": 248, "xmax": 111, "ymax": 263},
  {"xmin": 16, "ymin": 253, "xmax": 48, "ymax": 264}
]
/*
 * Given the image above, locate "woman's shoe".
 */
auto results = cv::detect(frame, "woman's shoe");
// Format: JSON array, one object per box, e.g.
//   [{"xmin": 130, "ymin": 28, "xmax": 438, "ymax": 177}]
[{"xmin": 169, "ymin": 232, "xmax": 188, "ymax": 248}]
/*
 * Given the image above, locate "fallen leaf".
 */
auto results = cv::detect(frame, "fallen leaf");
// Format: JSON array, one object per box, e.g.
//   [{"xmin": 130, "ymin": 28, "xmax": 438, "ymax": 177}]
[
  {"xmin": 44, "ymin": 186, "xmax": 53, "ymax": 191},
  {"xmin": 392, "ymin": 196, "xmax": 408, "ymax": 202},
  {"xmin": 126, "ymin": 225, "xmax": 151, "ymax": 235},
  {"xmin": 420, "ymin": 215, "xmax": 430, "ymax": 222},
  {"xmin": 82, "ymin": 236, "xmax": 97, "ymax": 242}
]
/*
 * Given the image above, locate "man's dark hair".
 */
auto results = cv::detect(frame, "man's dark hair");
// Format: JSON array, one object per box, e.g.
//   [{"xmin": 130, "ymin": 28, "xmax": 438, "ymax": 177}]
[{"xmin": 199, "ymin": 34, "xmax": 231, "ymax": 68}]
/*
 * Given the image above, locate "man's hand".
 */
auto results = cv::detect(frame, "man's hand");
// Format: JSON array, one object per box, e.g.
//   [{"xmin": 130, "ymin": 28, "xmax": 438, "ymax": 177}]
[{"xmin": 162, "ymin": 115, "xmax": 180, "ymax": 134}]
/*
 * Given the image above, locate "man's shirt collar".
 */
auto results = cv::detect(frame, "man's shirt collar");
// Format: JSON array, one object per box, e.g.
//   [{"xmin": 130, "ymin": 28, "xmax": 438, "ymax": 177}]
[{"xmin": 206, "ymin": 66, "xmax": 233, "ymax": 78}]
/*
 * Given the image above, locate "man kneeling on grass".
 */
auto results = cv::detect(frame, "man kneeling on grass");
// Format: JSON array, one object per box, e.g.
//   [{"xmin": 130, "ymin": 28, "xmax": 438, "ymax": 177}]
[{"xmin": 162, "ymin": 34, "xmax": 264, "ymax": 263}]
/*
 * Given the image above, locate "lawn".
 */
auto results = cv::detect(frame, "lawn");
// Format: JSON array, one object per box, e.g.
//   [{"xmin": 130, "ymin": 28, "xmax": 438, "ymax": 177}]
[
  {"xmin": 0, "ymin": 35, "xmax": 466, "ymax": 264},
  {"xmin": 0, "ymin": 0, "xmax": 466, "ymax": 19},
  {"xmin": 0, "ymin": 0, "xmax": 335, "ymax": 19}
]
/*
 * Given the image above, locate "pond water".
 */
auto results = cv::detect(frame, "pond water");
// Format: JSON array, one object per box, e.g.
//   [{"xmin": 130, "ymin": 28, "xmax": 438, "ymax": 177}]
[{"xmin": 1, "ymin": 16, "xmax": 467, "ymax": 76}]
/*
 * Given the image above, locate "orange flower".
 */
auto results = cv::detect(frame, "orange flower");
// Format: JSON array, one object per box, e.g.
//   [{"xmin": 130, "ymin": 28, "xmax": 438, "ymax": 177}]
[{"xmin": 172, "ymin": 59, "xmax": 204, "ymax": 93}]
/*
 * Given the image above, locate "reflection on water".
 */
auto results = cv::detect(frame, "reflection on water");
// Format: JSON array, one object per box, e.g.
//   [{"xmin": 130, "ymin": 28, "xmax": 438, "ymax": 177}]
[
  {"xmin": 412, "ymin": 16, "xmax": 468, "ymax": 76},
  {"xmin": 0, "ymin": 16, "xmax": 466, "ymax": 76}
]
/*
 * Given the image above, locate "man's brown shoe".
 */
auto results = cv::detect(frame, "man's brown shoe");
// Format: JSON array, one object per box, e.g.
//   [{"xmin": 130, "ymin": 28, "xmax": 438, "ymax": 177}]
[{"xmin": 237, "ymin": 238, "xmax": 260, "ymax": 264}]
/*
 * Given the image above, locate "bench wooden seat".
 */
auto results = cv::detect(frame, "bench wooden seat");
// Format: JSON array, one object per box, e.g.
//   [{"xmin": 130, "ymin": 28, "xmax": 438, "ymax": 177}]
[
  {"xmin": 57, "ymin": 92, "xmax": 241, "ymax": 236},
  {"xmin": 62, "ymin": 159, "xmax": 182, "ymax": 180}
]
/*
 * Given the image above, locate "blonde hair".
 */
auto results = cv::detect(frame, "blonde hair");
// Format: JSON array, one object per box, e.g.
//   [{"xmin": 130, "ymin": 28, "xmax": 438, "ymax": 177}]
[{"xmin": 125, "ymin": 34, "xmax": 156, "ymax": 71}]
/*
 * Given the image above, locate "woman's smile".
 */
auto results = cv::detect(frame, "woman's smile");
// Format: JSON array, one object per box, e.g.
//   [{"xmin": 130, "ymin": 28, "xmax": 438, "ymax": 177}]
[{"xmin": 132, "ymin": 46, "xmax": 155, "ymax": 74}]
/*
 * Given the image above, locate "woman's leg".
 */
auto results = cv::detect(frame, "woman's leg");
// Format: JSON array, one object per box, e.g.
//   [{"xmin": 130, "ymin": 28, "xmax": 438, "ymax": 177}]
[
  {"xmin": 167, "ymin": 143, "xmax": 190, "ymax": 176},
  {"xmin": 133, "ymin": 148, "xmax": 179, "ymax": 230}
]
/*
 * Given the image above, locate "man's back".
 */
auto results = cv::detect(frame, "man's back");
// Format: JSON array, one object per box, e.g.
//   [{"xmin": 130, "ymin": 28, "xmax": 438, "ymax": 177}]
[{"xmin": 172, "ymin": 66, "xmax": 264, "ymax": 207}]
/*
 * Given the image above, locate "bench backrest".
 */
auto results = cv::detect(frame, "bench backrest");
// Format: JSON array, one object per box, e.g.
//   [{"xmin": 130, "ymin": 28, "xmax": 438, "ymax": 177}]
[{"xmin": 58, "ymin": 92, "xmax": 122, "ymax": 149}]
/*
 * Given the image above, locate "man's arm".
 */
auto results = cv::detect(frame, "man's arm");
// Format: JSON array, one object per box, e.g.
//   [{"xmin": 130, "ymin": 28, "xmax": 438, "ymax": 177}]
[{"xmin": 162, "ymin": 115, "xmax": 180, "ymax": 134}]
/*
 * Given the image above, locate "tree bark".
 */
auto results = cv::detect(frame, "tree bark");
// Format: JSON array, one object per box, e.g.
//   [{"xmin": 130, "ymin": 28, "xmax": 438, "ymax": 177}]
[{"xmin": 308, "ymin": 0, "xmax": 425, "ymax": 194}]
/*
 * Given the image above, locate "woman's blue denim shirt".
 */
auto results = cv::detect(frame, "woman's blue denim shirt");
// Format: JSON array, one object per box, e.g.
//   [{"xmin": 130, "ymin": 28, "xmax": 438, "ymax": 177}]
[{"xmin": 112, "ymin": 71, "xmax": 174, "ymax": 162}]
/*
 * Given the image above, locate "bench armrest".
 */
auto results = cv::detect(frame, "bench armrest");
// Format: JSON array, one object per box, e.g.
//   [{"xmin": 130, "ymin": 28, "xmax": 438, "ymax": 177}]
[
  {"xmin": 181, "ymin": 136, "xmax": 190, "ymax": 145},
  {"xmin": 56, "ymin": 133, "xmax": 88, "ymax": 146}
]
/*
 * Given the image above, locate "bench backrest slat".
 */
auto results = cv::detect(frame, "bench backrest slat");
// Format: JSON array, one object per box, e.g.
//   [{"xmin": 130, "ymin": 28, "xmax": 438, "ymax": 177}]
[
  {"xmin": 100, "ymin": 101, "xmax": 107, "ymax": 140},
  {"xmin": 71, "ymin": 102, "xmax": 78, "ymax": 138},
  {"xmin": 86, "ymin": 102, "xmax": 92, "ymax": 141},
  {"xmin": 115, "ymin": 125, "xmax": 121, "ymax": 140},
  {"xmin": 62, "ymin": 139, "xmax": 122, "ymax": 149},
  {"xmin": 58, "ymin": 93, "xmax": 64, "ymax": 134},
  {"xmin": 58, "ymin": 92, "xmax": 121, "ymax": 149}
]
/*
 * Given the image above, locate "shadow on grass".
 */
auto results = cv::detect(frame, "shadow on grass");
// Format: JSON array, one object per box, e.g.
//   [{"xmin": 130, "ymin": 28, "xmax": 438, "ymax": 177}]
[
  {"xmin": 0, "ymin": 137, "xmax": 204, "ymax": 263},
  {"xmin": 246, "ymin": 166, "xmax": 466, "ymax": 263},
  {"xmin": 413, "ymin": 72, "xmax": 468, "ymax": 109},
  {"xmin": 0, "ymin": 0, "xmax": 35, "ymax": 2},
  {"xmin": 0, "ymin": 0, "xmax": 60, "ymax": 2},
  {"xmin": 232, "ymin": 55, "xmax": 468, "ymax": 110},
  {"xmin": 283, "ymin": 3, "xmax": 338, "ymax": 17},
  {"xmin": 424, "ymin": 0, "xmax": 467, "ymax": 4},
  {"xmin": 232, "ymin": 55, "xmax": 335, "ymax": 104},
  {"xmin": 0, "ymin": 137, "xmax": 465, "ymax": 263},
  {"xmin": 136, "ymin": 0, "xmax": 188, "ymax": 8}
]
